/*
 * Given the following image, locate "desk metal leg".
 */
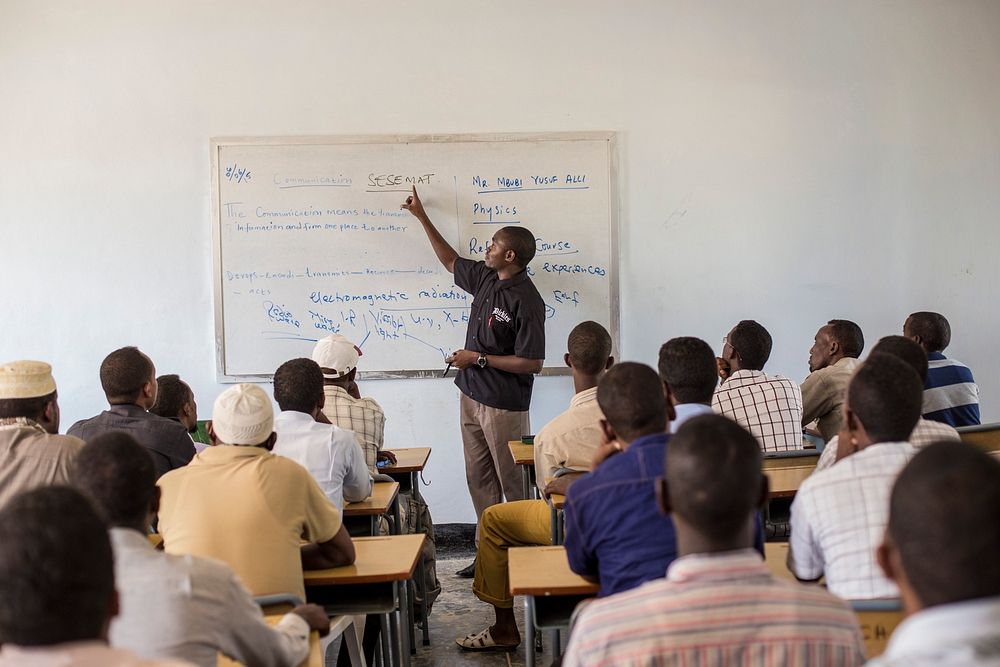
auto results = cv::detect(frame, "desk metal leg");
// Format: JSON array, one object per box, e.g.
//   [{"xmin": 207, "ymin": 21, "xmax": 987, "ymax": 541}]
[
  {"xmin": 552, "ymin": 628, "xmax": 561, "ymax": 657},
  {"xmin": 549, "ymin": 506, "xmax": 558, "ymax": 545},
  {"xmin": 392, "ymin": 494, "xmax": 401, "ymax": 536},
  {"xmin": 397, "ymin": 580, "xmax": 411, "ymax": 666},
  {"xmin": 524, "ymin": 596, "xmax": 536, "ymax": 667},
  {"xmin": 557, "ymin": 509, "xmax": 564, "ymax": 546},
  {"xmin": 379, "ymin": 614, "xmax": 390, "ymax": 667},
  {"xmin": 521, "ymin": 466, "xmax": 531, "ymax": 501}
]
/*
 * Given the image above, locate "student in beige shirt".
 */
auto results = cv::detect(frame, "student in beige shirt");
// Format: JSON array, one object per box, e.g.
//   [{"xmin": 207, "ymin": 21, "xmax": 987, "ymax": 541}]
[
  {"xmin": 801, "ymin": 319, "xmax": 864, "ymax": 442},
  {"xmin": 158, "ymin": 384, "xmax": 354, "ymax": 600},
  {"xmin": 0, "ymin": 360, "xmax": 83, "ymax": 510}
]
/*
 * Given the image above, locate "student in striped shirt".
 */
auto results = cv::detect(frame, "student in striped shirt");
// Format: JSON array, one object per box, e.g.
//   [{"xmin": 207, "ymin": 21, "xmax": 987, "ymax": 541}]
[
  {"xmin": 564, "ymin": 414, "xmax": 863, "ymax": 667},
  {"xmin": 903, "ymin": 311, "xmax": 980, "ymax": 427}
]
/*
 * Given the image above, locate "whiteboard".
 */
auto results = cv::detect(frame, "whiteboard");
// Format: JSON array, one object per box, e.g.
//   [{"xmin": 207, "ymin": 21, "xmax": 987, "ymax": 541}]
[{"xmin": 211, "ymin": 133, "xmax": 619, "ymax": 380}]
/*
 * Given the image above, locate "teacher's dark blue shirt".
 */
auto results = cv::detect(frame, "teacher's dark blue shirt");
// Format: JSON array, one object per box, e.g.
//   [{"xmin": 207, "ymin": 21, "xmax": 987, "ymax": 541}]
[{"xmin": 563, "ymin": 431, "xmax": 763, "ymax": 597}]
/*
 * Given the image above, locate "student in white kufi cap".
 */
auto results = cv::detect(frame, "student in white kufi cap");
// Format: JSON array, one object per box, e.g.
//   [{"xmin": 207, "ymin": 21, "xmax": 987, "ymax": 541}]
[
  {"xmin": 0, "ymin": 360, "xmax": 84, "ymax": 510},
  {"xmin": 157, "ymin": 383, "xmax": 355, "ymax": 600}
]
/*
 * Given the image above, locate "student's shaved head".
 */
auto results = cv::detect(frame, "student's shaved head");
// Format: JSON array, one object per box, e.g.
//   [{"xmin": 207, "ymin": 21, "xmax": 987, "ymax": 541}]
[
  {"xmin": 597, "ymin": 362, "xmax": 667, "ymax": 442},
  {"xmin": 870, "ymin": 336, "xmax": 929, "ymax": 382},
  {"xmin": 567, "ymin": 321, "xmax": 612, "ymax": 375},
  {"xmin": 888, "ymin": 442, "xmax": 1000, "ymax": 607},
  {"xmin": 847, "ymin": 353, "xmax": 922, "ymax": 443},
  {"xmin": 666, "ymin": 415, "xmax": 762, "ymax": 541}
]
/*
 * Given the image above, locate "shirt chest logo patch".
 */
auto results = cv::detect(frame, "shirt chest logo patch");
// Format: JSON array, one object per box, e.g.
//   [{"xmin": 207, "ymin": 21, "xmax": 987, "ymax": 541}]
[{"xmin": 490, "ymin": 306, "xmax": 512, "ymax": 327}]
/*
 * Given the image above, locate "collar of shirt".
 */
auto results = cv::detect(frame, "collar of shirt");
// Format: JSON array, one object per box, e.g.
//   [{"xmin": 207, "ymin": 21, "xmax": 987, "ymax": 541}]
[
  {"xmin": 928, "ymin": 351, "xmax": 947, "ymax": 361},
  {"xmin": 665, "ymin": 548, "xmax": 768, "ymax": 584},
  {"xmin": 832, "ymin": 356, "xmax": 861, "ymax": 370},
  {"xmin": 107, "ymin": 404, "xmax": 148, "ymax": 417},
  {"xmin": 194, "ymin": 444, "xmax": 271, "ymax": 464},
  {"xmin": 883, "ymin": 596, "xmax": 1000, "ymax": 659},
  {"xmin": 624, "ymin": 431, "xmax": 669, "ymax": 454},
  {"xmin": 496, "ymin": 267, "xmax": 530, "ymax": 291},
  {"xmin": 275, "ymin": 410, "xmax": 319, "ymax": 426},
  {"xmin": 569, "ymin": 386, "xmax": 598, "ymax": 409},
  {"xmin": 0, "ymin": 417, "xmax": 45, "ymax": 433},
  {"xmin": 721, "ymin": 368, "xmax": 769, "ymax": 388},
  {"xmin": 670, "ymin": 403, "xmax": 714, "ymax": 433}
]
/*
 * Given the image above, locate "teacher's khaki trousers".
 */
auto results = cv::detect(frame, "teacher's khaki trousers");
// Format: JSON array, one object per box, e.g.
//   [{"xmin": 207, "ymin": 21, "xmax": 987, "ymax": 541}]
[{"xmin": 460, "ymin": 393, "xmax": 529, "ymax": 541}]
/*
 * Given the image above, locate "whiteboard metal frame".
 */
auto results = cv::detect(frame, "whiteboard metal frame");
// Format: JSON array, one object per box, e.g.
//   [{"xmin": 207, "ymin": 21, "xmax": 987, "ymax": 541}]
[{"xmin": 211, "ymin": 131, "xmax": 620, "ymax": 382}]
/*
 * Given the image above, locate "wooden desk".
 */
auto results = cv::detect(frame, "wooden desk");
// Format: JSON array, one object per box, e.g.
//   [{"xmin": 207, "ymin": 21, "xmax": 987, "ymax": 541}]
[
  {"xmin": 957, "ymin": 422, "xmax": 1000, "ymax": 452},
  {"xmin": 510, "ymin": 546, "xmax": 599, "ymax": 667},
  {"xmin": 147, "ymin": 533, "xmax": 163, "ymax": 549},
  {"xmin": 764, "ymin": 542, "xmax": 794, "ymax": 582},
  {"xmin": 509, "ymin": 440, "xmax": 537, "ymax": 499},
  {"xmin": 217, "ymin": 615, "xmax": 321, "ymax": 667},
  {"xmin": 383, "ymin": 447, "xmax": 431, "ymax": 473},
  {"xmin": 764, "ymin": 460, "xmax": 818, "ymax": 498},
  {"xmin": 344, "ymin": 481, "xmax": 400, "ymax": 535},
  {"xmin": 851, "ymin": 600, "xmax": 904, "ymax": 659},
  {"xmin": 306, "ymin": 534, "xmax": 425, "ymax": 667},
  {"xmin": 382, "ymin": 447, "xmax": 432, "ymax": 647}
]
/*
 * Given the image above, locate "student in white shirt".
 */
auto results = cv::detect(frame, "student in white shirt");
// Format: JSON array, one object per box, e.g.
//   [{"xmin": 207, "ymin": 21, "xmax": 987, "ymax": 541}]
[
  {"xmin": 0, "ymin": 486, "xmax": 190, "ymax": 667},
  {"xmin": 272, "ymin": 357, "xmax": 372, "ymax": 511},
  {"xmin": 657, "ymin": 336, "xmax": 717, "ymax": 431},
  {"xmin": 788, "ymin": 353, "xmax": 922, "ymax": 599},
  {"xmin": 71, "ymin": 431, "xmax": 328, "ymax": 667},
  {"xmin": 870, "ymin": 441, "xmax": 1000, "ymax": 666}
]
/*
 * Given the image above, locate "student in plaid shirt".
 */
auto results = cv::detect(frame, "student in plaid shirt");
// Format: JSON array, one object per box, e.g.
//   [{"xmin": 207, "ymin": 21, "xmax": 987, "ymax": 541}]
[
  {"xmin": 712, "ymin": 320, "xmax": 804, "ymax": 452},
  {"xmin": 312, "ymin": 334, "xmax": 395, "ymax": 474}
]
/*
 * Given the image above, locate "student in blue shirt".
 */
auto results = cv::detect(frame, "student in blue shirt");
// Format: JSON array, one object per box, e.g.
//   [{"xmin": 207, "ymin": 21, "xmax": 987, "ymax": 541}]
[
  {"xmin": 904, "ymin": 311, "xmax": 981, "ymax": 427},
  {"xmin": 564, "ymin": 362, "xmax": 763, "ymax": 597}
]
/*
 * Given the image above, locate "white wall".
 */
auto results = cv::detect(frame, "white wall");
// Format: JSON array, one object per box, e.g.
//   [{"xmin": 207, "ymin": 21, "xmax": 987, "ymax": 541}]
[{"xmin": 2, "ymin": 1, "xmax": 999, "ymax": 522}]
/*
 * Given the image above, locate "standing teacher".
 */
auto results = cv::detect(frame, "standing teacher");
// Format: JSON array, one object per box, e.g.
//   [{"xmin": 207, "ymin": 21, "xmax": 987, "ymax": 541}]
[{"xmin": 402, "ymin": 186, "xmax": 545, "ymax": 577}]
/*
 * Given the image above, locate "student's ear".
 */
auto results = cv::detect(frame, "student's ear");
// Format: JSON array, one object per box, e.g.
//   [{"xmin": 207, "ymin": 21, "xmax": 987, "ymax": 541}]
[
  {"xmin": 662, "ymin": 380, "xmax": 674, "ymax": 405},
  {"xmin": 604, "ymin": 356, "xmax": 614, "ymax": 370},
  {"xmin": 664, "ymin": 395, "xmax": 677, "ymax": 426},
  {"xmin": 263, "ymin": 432, "xmax": 278, "ymax": 451},
  {"xmin": 757, "ymin": 474, "xmax": 770, "ymax": 510},
  {"xmin": 564, "ymin": 352, "xmax": 572, "ymax": 369},
  {"xmin": 656, "ymin": 476, "xmax": 672, "ymax": 517},
  {"xmin": 150, "ymin": 485, "xmax": 161, "ymax": 517},
  {"xmin": 42, "ymin": 398, "xmax": 60, "ymax": 432},
  {"xmin": 317, "ymin": 391, "xmax": 326, "ymax": 410},
  {"xmin": 599, "ymin": 418, "xmax": 617, "ymax": 444},
  {"xmin": 206, "ymin": 421, "xmax": 218, "ymax": 446},
  {"xmin": 876, "ymin": 537, "xmax": 897, "ymax": 583}
]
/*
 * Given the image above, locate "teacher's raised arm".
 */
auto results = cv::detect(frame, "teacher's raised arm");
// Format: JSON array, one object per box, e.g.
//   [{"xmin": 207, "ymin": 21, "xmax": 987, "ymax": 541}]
[{"xmin": 400, "ymin": 186, "xmax": 458, "ymax": 274}]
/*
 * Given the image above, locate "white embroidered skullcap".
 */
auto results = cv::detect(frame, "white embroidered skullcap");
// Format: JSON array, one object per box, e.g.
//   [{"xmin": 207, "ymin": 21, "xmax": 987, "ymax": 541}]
[
  {"xmin": 0, "ymin": 360, "xmax": 57, "ymax": 399},
  {"xmin": 312, "ymin": 334, "xmax": 362, "ymax": 378},
  {"xmin": 211, "ymin": 383, "xmax": 274, "ymax": 446}
]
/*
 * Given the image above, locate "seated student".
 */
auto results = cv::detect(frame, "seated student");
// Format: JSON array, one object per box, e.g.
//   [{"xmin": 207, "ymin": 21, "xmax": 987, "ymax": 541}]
[
  {"xmin": 71, "ymin": 431, "xmax": 330, "ymax": 667},
  {"xmin": 789, "ymin": 353, "xmax": 922, "ymax": 599},
  {"xmin": 272, "ymin": 358, "xmax": 372, "ymax": 511},
  {"xmin": 564, "ymin": 415, "xmax": 864, "ymax": 667},
  {"xmin": 157, "ymin": 383, "xmax": 354, "ymax": 600},
  {"xmin": 0, "ymin": 486, "xmax": 188, "ymax": 667},
  {"xmin": 149, "ymin": 373, "xmax": 202, "ymax": 451},
  {"xmin": 816, "ymin": 335, "xmax": 960, "ymax": 471},
  {"xmin": 563, "ymin": 362, "xmax": 679, "ymax": 596},
  {"xmin": 713, "ymin": 320, "xmax": 804, "ymax": 451},
  {"xmin": 313, "ymin": 334, "xmax": 394, "ymax": 474},
  {"xmin": 455, "ymin": 321, "xmax": 612, "ymax": 651},
  {"xmin": 68, "ymin": 347, "xmax": 194, "ymax": 478},
  {"xmin": 869, "ymin": 442, "xmax": 1000, "ymax": 665},
  {"xmin": 800, "ymin": 319, "xmax": 864, "ymax": 442},
  {"xmin": 657, "ymin": 336, "xmax": 717, "ymax": 430},
  {"xmin": 904, "ymin": 311, "xmax": 981, "ymax": 426},
  {"xmin": 0, "ymin": 360, "xmax": 84, "ymax": 510}
]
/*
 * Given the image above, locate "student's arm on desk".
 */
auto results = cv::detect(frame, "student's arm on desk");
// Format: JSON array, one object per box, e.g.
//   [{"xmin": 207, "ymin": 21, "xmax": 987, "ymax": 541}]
[
  {"xmin": 341, "ymin": 437, "xmax": 374, "ymax": 503},
  {"xmin": 786, "ymin": 489, "xmax": 824, "ymax": 583},
  {"xmin": 218, "ymin": 570, "xmax": 330, "ymax": 665},
  {"xmin": 543, "ymin": 472, "xmax": 584, "ymax": 499},
  {"xmin": 302, "ymin": 524, "xmax": 355, "ymax": 570}
]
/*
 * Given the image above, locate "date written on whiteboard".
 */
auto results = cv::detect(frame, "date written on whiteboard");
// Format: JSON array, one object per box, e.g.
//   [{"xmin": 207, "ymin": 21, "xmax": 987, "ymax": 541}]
[{"xmin": 225, "ymin": 163, "xmax": 252, "ymax": 184}]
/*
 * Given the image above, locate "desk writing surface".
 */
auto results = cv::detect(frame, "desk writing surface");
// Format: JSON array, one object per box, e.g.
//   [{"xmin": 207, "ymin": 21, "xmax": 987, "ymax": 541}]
[
  {"xmin": 509, "ymin": 546, "xmax": 600, "ymax": 597},
  {"xmin": 217, "ymin": 615, "xmax": 321, "ymax": 667},
  {"xmin": 343, "ymin": 481, "xmax": 399, "ymax": 516},
  {"xmin": 509, "ymin": 441, "xmax": 535, "ymax": 466},
  {"xmin": 764, "ymin": 542, "xmax": 795, "ymax": 582},
  {"xmin": 765, "ymin": 466, "xmax": 815, "ymax": 498},
  {"xmin": 147, "ymin": 533, "xmax": 163, "ymax": 549},
  {"xmin": 383, "ymin": 447, "xmax": 431, "ymax": 473},
  {"xmin": 762, "ymin": 453, "xmax": 821, "ymax": 470},
  {"xmin": 856, "ymin": 607, "xmax": 904, "ymax": 659},
  {"xmin": 305, "ymin": 534, "xmax": 425, "ymax": 586},
  {"xmin": 958, "ymin": 424, "xmax": 1000, "ymax": 452}
]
